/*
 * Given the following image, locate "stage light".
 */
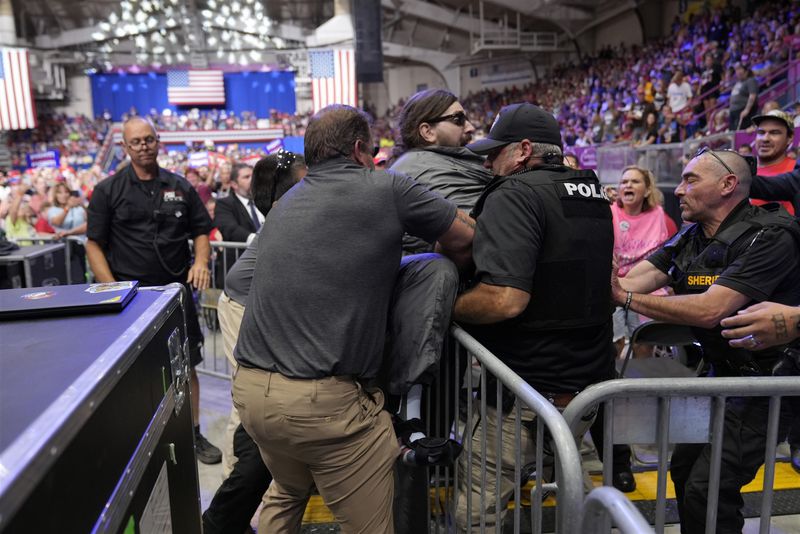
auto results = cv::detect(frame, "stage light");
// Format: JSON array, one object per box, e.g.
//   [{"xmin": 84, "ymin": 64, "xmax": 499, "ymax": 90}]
[{"xmin": 92, "ymin": 0, "xmax": 300, "ymax": 67}]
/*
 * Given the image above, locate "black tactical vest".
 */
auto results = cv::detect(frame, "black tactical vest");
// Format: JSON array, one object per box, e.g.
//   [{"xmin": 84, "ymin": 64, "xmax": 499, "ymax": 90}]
[
  {"xmin": 472, "ymin": 165, "xmax": 613, "ymax": 331},
  {"xmin": 662, "ymin": 202, "xmax": 800, "ymax": 370}
]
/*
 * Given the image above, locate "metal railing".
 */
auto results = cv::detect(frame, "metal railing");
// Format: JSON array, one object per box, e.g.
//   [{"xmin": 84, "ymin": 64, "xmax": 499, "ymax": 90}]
[
  {"xmin": 425, "ymin": 325, "xmax": 585, "ymax": 533},
  {"xmin": 581, "ymin": 487, "xmax": 654, "ymax": 534},
  {"xmin": 594, "ymin": 132, "xmax": 736, "ymax": 185},
  {"xmin": 194, "ymin": 240, "xmax": 250, "ymax": 379},
  {"xmin": 561, "ymin": 377, "xmax": 800, "ymax": 534}
]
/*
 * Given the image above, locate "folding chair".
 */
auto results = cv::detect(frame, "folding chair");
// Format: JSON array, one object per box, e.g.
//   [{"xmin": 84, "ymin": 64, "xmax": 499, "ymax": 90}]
[{"xmin": 618, "ymin": 321, "xmax": 700, "ymax": 378}]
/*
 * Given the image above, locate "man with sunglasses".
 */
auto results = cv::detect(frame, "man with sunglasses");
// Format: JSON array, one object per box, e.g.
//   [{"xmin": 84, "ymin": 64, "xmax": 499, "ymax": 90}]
[
  {"xmin": 452, "ymin": 103, "xmax": 616, "ymax": 531},
  {"xmin": 86, "ymin": 116, "xmax": 223, "ymax": 464},
  {"xmin": 391, "ymin": 89, "xmax": 492, "ymax": 255},
  {"xmin": 232, "ymin": 105, "xmax": 474, "ymax": 534},
  {"xmin": 611, "ymin": 147, "xmax": 800, "ymax": 534}
]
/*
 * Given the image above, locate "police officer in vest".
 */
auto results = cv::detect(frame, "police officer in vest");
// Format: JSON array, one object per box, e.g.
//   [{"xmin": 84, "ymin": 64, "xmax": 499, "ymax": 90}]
[
  {"xmin": 452, "ymin": 103, "xmax": 616, "ymax": 531},
  {"xmin": 612, "ymin": 147, "xmax": 800, "ymax": 534}
]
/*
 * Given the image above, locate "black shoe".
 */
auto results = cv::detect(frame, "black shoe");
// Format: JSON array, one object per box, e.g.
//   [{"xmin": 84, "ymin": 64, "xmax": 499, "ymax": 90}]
[
  {"xmin": 401, "ymin": 437, "xmax": 463, "ymax": 467},
  {"xmin": 612, "ymin": 470, "xmax": 636, "ymax": 493},
  {"xmin": 195, "ymin": 431, "xmax": 222, "ymax": 464},
  {"xmin": 791, "ymin": 445, "xmax": 800, "ymax": 474},
  {"xmin": 394, "ymin": 417, "xmax": 463, "ymax": 467}
]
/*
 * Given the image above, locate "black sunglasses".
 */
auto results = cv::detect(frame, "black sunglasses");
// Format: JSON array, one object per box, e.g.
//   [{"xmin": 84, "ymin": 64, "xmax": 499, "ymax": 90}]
[
  {"xmin": 427, "ymin": 111, "xmax": 468, "ymax": 127},
  {"xmin": 693, "ymin": 146, "xmax": 757, "ymax": 176}
]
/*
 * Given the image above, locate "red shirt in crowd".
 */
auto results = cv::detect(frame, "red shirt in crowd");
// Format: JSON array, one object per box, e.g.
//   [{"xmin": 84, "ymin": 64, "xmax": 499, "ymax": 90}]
[{"xmin": 751, "ymin": 157, "xmax": 796, "ymax": 215}]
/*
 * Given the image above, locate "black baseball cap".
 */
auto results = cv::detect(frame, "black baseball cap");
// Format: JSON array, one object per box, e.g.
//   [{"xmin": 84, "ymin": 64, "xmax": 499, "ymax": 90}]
[{"xmin": 466, "ymin": 103, "xmax": 562, "ymax": 154}]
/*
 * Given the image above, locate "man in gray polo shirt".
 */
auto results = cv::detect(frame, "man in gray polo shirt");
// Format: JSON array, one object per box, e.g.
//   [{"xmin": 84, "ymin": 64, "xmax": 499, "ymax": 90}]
[{"xmin": 233, "ymin": 105, "xmax": 474, "ymax": 533}]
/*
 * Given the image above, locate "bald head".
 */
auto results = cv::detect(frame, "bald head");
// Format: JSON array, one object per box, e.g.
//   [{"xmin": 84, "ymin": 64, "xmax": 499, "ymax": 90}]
[
  {"xmin": 700, "ymin": 150, "xmax": 752, "ymax": 198},
  {"xmin": 122, "ymin": 116, "xmax": 157, "ymax": 143},
  {"xmin": 122, "ymin": 116, "xmax": 160, "ymax": 173}
]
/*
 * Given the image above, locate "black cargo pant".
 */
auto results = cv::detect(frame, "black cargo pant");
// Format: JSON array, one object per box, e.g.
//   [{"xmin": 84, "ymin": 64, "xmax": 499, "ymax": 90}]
[
  {"xmin": 202, "ymin": 424, "xmax": 271, "ymax": 534},
  {"xmin": 671, "ymin": 394, "xmax": 799, "ymax": 534}
]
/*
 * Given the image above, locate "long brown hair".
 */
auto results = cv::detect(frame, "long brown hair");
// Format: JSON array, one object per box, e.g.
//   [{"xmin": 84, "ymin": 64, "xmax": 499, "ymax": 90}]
[{"xmin": 396, "ymin": 89, "xmax": 458, "ymax": 151}]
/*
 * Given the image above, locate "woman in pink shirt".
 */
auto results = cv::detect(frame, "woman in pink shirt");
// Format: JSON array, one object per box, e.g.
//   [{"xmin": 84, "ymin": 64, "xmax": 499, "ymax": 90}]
[{"xmin": 612, "ymin": 165, "xmax": 678, "ymax": 356}]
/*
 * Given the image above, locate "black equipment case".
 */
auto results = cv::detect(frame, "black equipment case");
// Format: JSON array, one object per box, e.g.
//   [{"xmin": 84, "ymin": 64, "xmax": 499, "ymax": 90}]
[{"xmin": 0, "ymin": 284, "xmax": 201, "ymax": 533}]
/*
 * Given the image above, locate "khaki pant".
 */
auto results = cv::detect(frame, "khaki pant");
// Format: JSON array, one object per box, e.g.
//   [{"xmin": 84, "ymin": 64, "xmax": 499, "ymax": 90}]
[
  {"xmin": 217, "ymin": 292, "xmax": 246, "ymax": 477},
  {"xmin": 233, "ymin": 367, "xmax": 399, "ymax": 534},
  {"xmin": 455, "ymin": 402, "xmax": 541, "ymax": 532},
  {"xmin": 454, "ymin": 400, "xmax": 592, "ymax": 533}
]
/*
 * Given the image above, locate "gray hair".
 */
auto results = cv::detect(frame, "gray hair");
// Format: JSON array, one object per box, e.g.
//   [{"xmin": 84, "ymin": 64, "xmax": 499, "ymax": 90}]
[{"xmin": 530, "ymin": 142, "xmax": 563, "ymax": 158}]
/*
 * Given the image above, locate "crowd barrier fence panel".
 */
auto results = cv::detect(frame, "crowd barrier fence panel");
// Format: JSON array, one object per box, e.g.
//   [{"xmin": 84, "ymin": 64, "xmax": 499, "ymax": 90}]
[
  {"xmin": 580, "ymin": 487, "xmax": 655, "ymax": 534},
  {"xmin": 194, "ymin": 240, "xmax": 249, "ymax": 379},
  {"xmin": 595, "ymin": 132, "xmax": 736, "ymax": 186},
  {"xmin": 561, "ymin": 377, "xmax": 800, "ymax": 534},
  {"xmin": 427, "ymin": 325, "xmax": 583, "ymax": 534}
]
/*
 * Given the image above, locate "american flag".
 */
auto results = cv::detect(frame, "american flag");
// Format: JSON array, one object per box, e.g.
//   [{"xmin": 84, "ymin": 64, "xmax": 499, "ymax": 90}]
[
  {"xmin": 0, "ymin": 48, "xmax": 36, "ymax": 130},
  {"xmin": 309, "ymin": 49, "xmax": 356, "ymax": 113},
  {"xmin": 167, "ymin": 70, "xmax": 225, "ymax": 105}
]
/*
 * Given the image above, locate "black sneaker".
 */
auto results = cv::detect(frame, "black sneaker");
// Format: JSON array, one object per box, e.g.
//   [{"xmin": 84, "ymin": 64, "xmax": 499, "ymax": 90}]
[{"xmin": 195, "ymin": 431, "xmax": 222, "ymax": 464}]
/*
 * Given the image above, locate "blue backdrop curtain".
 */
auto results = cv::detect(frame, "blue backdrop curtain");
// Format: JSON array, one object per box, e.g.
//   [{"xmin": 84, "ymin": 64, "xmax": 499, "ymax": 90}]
[{"xmin": 91, "ymin": 71, "xmax": 296, "ymax": 120}]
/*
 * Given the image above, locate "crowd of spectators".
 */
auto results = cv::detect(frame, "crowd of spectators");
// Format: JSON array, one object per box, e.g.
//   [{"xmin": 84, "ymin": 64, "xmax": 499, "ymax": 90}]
[{"xmin": 452, "ymin": 0, "xmax": 800, "ymax": 148}]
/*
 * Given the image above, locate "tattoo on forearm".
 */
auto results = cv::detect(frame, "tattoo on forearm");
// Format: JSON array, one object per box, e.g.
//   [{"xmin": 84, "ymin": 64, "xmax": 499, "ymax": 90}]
[
  {"xmin": 457, "ymin": 211, "xmax": 476, "ymax": 229},
  {"xmin": 772, "ymin": 313, "xmax": 789, "ymax": 339},
  {"xmin": 793, "ymin": 314, "xmax": 800, "ymax": 335}
]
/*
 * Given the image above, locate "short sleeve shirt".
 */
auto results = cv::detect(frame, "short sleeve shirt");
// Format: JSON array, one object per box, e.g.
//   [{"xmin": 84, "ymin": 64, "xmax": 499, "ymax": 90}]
[
  {"xmin": 87, "ymin": 165, "xmax": 212, "ymax": 285},
  {"xmin": 235, "ymin": 157, "xmax": 457, "ymax": 378},
  {"xmin": 648, "ymin": 202, "xmax": 800, "ymax": 305},
  {"xmin": 465, "ymin": 177, "xmax": 616, "ymax": 391}
]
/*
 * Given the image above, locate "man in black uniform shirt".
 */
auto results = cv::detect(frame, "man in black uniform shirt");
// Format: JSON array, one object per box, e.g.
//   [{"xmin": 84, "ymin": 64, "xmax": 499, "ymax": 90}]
[
  {"xmin": 452, "ymin": 103, "xmax": 616, "ymax": 531},
  {"xmin": 86, "ymin": 116, "xmax": 223, "ymax": 464},
  {"xmin": 612, "ymin": 148, "xmax": 800, "ymax": 534}
]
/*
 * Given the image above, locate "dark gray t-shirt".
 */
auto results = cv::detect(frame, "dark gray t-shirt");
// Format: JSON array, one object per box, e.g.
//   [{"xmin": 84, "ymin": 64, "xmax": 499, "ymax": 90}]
[
  {"xmin": 729, "ymin": 77, "xmax": 758, "ymax": 111},
  {"xmin": 224, "ymin": 233, "xmax": 258, "ymax": 305},
  {"xmin": 235, "ymin": 157, "xmax": 457, "ymax": 378}
]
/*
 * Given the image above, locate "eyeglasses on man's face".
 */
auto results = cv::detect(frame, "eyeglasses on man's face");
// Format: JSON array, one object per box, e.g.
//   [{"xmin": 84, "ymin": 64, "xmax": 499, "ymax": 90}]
[
  {"xmin": 126, "ymin": 136, "xmax": 158, "ymax": 149},
  {"xmin": 427, "ymin": 111, "xmax": 468, "ymax": 127}
]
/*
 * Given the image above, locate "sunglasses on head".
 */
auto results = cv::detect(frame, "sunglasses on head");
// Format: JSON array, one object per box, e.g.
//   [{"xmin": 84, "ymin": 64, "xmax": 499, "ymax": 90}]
[
  {"xmin": 427, "ymin": 111, "xmax": 468, "ymax": 127},
  {"xmin": 693, "ymin": 146, "xmax": 757, "ymax": 176}
]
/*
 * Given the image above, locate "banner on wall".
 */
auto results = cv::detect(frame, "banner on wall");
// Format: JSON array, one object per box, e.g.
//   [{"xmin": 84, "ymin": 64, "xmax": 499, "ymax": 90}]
[{"xmin": 167, "ymin": 70, "xmax": 225, "ymax": 105}]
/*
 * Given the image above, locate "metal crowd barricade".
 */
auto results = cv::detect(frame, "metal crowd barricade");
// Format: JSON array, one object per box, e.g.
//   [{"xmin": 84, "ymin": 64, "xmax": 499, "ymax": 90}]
[
  {"xmin": 581, "ymin": 487, "xmax": 654, "ymax": 534},
  {"xmin": 194, "ymin": 240, "xmax": 249, "ymax": 379},
  {"xmin": 425, "ymin": 325, "xmax": 585, "ymax": 533},
  {"xmin": 561, "ymin": 377, "xmax": 800, "ymax": 534}
]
